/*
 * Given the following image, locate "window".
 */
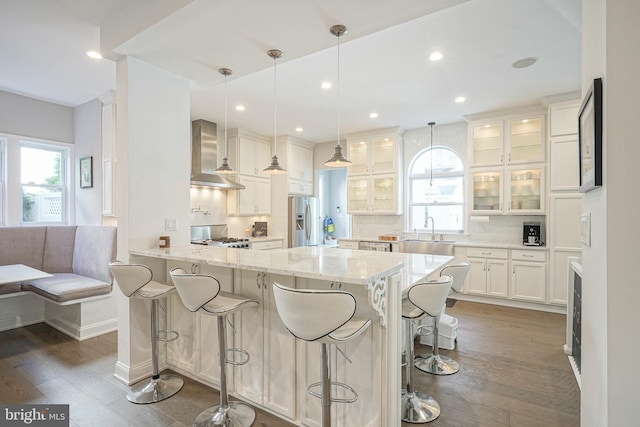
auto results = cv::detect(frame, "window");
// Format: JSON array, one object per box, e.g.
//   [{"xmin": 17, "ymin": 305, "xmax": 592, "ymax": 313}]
[
  {"xmin": 20, "ymin": 143, "xmax": 67, "ymax": 223},
  {"xmin": 408, "ymin": 146, "xmax": 464, "ymax": 233}
]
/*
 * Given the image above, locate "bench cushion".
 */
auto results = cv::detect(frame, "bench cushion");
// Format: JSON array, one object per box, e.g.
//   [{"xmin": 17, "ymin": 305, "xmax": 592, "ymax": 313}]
[
  {"xmin": 42, "ymin": 226, "xmax": 77, "ymax": 273},
  {"xmin": 0, "ymin": 227, "xmax": 47, "ymax": 269},
  {"xmin": 72, "ymin": 226, "xmax": 116, "ymax": 283},
  {"xmin": 0, "ymin": 283, "xmax": 22, "ymax": 296},
  {"xmin": 22, "ymin": 273, "xmax": 112, "ymax": 303}
]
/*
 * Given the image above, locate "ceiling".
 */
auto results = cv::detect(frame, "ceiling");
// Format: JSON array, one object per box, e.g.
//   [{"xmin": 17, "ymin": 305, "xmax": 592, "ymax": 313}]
[{"xmin": 0, "ymin": 0, "xmax": 581, "ymax": 143}]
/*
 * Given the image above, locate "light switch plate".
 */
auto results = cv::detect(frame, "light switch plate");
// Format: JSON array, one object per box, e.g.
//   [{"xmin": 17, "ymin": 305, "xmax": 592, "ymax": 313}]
[{"xmin": 165, "ymin": 218, "xmax": 178, "ymax": 231}]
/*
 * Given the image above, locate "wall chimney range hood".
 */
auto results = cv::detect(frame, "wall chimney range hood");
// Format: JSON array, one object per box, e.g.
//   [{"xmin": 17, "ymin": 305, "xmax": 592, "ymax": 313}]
[{"xmin": 191, "ymin": 119, "xmax": 244, "ymax": 190}]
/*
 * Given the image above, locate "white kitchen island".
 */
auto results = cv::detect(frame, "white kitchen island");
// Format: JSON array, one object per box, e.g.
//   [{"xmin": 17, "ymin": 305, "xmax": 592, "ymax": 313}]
[{"xmin": 128, "ymin": 245, "xmax": 452, "ymax": 427}]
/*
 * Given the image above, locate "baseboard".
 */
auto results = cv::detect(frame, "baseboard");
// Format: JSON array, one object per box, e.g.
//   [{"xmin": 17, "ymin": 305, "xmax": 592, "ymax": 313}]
[
  {"xmin": 452, "ymin": 294, "xmax": 567, "ymax": 314},
  {"xmin": 0, "ymin": 312, "xmax": 44, "ymax": 332},
  {"xmin": 44, "ymin": 316, "xmax": 118, "ymax": 341},
  {"xmin": 114, "ymin": 359, "xmax": 155, "ymax": 386}
]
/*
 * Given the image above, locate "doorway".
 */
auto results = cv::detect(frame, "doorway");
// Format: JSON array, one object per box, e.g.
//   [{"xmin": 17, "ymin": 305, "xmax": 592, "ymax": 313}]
[{"xmin": 317, "ymin": 169, "xmax": 350, "ymax": 243}]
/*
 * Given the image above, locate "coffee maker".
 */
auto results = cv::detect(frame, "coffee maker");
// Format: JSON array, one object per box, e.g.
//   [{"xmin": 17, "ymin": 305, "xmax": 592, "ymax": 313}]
[{"xmin": 523, "ymin": 222, "xmax": 544, "ymax": 246}]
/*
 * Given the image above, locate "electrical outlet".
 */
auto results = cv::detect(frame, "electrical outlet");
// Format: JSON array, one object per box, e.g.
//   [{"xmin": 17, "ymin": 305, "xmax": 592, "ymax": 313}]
[{"xmin": 165, "ymin": 218, "xmax": 178, "ymax": 231}]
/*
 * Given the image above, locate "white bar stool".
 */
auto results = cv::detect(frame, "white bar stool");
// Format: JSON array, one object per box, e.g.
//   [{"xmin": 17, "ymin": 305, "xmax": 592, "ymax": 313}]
[
  {"xmin": 170, "ymin": 268, "xmax": 258, "ymax": 427},
  {"xmin": 271, "ymin": 282, "xmax": 371, "ymax": 427},
  {"xmin": 416, "ymin": 261, "xmax": 470, "ymax": 375},
  {"xmin": 401, "ymin": 275, "xmax": 453, "ymax": 423},
  {"xmin": 108, "ymin": 261, "xmax": 184, "ymax": 404}
]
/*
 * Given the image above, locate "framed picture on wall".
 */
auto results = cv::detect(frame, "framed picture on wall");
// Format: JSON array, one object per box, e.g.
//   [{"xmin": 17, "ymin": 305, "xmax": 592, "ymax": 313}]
[
  {"xmin": 578, "ymin": 77, "xmax": 603, "ymax": 193},
  {"xmin": 80, "ymin": 156, "xmax": 93, "ymax": 188}
]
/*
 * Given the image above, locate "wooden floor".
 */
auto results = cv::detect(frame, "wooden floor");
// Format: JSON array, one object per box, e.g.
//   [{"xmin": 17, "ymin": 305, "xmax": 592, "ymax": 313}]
[{"xmin": 0, "ymin": 301, "xmax": 579, "ymax": 426}]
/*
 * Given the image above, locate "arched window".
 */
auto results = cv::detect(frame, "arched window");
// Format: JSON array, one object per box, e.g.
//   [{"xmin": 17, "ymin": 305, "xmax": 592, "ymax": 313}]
[{"xmin": 408, "ymin": 146, "xmax": 464, "ymax": 233}]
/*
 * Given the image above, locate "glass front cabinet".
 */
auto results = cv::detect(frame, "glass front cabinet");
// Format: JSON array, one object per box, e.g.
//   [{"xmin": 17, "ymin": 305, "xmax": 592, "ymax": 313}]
[
  {"xmin": 470, "ymin": 166, "xmax": 545, "ymax": 215},
  {"xmin": 347, "ymin": 174, "xmax": 399, "ymax": 215},
  {"xmin": 469, "ymin": 115, "xmax": 545, "ymax": 167}
]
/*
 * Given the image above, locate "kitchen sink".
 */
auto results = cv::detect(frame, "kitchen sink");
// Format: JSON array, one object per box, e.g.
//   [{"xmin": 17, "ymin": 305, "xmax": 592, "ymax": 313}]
[{"xmin": 397, "ymin": 239, "xmax": 455, "ymax": 256}]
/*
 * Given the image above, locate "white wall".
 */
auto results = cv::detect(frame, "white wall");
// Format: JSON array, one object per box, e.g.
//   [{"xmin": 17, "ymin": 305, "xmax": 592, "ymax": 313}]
[
  {"xmin": 73, "ymin": 98, "xmax": 103, "ymax": 225},
  {"xmin": 0, "ymin": 90, "xmax": 74, "ymax": 143},
  {"xmin": 114, "ymin": 56, "xmax": 191, "ymax": 382}
]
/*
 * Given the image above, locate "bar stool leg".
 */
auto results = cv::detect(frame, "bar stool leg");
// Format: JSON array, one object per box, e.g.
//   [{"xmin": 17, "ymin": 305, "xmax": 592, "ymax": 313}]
[
  {"xmin": 320, "ymin": 342, "xmax": 332, "ymax": 427},
  {"xmin": 415, "ymin": 314, "xmax": 459, "ymax": 376},
  {"xmin": 193, "ymin": 314, "xmax": 256, "ymax": 427},
  {"xmin": 401, "ymin": 318, "xmax": 440, "ymax": 423},
  {"xmin": 127, "ymin": 299, "xmax": 184, "ymax": 404}
]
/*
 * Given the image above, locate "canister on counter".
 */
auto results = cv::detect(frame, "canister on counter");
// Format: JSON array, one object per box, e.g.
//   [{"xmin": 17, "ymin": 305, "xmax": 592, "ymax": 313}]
[{"xmin": 159, "ymin": 235, "xmax": 171, "ymax": 248}]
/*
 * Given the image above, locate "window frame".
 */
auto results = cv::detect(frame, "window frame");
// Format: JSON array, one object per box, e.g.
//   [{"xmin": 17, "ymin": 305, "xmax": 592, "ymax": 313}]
[
  {"xmin": 0, "ymin": 132, "xmax": 73, "ymax": 226},
  {"xmin": 407, "ymin": 145, "xmax": 466, "ymax": 234}
]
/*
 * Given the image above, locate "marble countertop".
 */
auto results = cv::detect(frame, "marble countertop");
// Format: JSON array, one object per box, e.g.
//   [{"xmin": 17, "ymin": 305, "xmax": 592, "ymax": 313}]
[
  {"xmin": 339, "ymin": 237, "xmax": 548, "ymax": 251},
  {"xmin": 130, "ymin": 245, "xmax": 452, "ymax": 290}
]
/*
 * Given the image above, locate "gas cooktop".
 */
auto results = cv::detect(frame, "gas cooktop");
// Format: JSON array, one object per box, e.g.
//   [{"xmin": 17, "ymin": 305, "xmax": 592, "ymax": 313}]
[{"xmin": 191, "ymin": 237, "xmax": 250, "ymax": 248}]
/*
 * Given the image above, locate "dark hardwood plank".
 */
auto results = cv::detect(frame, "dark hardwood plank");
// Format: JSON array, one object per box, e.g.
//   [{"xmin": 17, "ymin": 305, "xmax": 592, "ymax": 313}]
[{"xmin": 1, "ymin": 300, "xmax": 579, "ymax": 427}]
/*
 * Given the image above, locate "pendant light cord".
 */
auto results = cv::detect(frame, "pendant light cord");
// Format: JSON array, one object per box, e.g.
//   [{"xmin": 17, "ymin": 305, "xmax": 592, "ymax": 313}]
[
  {"xmin": 273, "ymin": 54, "xmax": 278, "ymax": 155},
  {"xmin": 337, "ymin": 31, "xmax": 341, "ymax": 148},
  {"xmin": 429, "ymin": 122, "xmax": 435, "ymax": 186},
  {"xmin": 224, "ymin": 73, "xmax": 228, "ymax": 159}
]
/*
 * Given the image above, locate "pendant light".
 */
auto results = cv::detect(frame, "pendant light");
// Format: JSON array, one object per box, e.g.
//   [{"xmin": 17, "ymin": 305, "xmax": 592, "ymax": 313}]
[
  {"xmin": 428, "ymin": 122, "xmax": 435, "ymax": 186},
  {"xmin": 324, "ymin": 24, "xmax": 352, "ymax": 167},
  {"xmin": 215, "ymin": 67, "xmax": 235, "ymax": 174},
  {"xmin": 263, "ymin": 49, "xmax": 287, "ymax": 175}
]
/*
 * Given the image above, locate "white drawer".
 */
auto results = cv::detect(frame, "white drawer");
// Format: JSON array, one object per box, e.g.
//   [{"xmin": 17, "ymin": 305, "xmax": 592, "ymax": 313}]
[
  {"xmin": 251, "ymin": 240, "xmax": 283, "ymax": 250},
  {"xmin": 466, "ymin": 247, "xmax": 509, "ymax": 259},
  {"xmin": 339, "ymin": 240, "xmax": 359, "ymax": 249},
  {"xmin": 511, "ymin": 250, "xmax": 546, "ymax": 262}
]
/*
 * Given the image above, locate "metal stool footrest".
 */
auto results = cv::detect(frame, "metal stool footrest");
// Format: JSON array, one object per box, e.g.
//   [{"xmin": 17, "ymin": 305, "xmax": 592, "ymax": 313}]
[
  {"xmin": 415, "ymin": 323, "xmax": 434, "ymax": 338},
  {"xmin": 307, "ymin": 381, "xmax": 358, "ymax": 404},
  {"xmin": 157, "ymin": 329, "xmax": 179, "ymax": 342},
  {"xmin": 225, "ymin": 348, "xmax": 250, "ymax": 366}
]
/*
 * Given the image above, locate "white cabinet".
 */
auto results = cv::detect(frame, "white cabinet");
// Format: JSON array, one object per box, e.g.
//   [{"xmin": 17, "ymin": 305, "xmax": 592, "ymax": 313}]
[
  {"xmin": 548, "ymin": 194, "xmax": 582, "ymax": 305},
  {"xmin": 345, "ymin": 128, "xmax": 402, "ymax": 215},
  {"xmin": 287, "ymin": 141, "xmax": 314, "ymax": 195},
  {"xmin": 465, "ymin": 248, "xmax": 509, "ymax": 298},
  {"xmin": 549, "ymin": 135, "xmax": 579, "ymax": 191},
  {"xmin": 250, "ymin": 239, "xmax": 283, "ymax": 250},
  {"xmin": 228, "ymin": 175, "xmax": 271, "ymax": 215},
  {"xmin": 347, "ymin": 174, "xmax": 400, "ymax": 215},
  {"xmin": 227, "ymin": 130, "xmax": 272, "ymax": 216},
  {"xmin": 236, "ymin": 270, "xmax": 296, "ymax": 419},
  {"xmin": 470, "ymin": 166, "xmax": 545, "ymax": 214},
  {"xmin": 469, "ymin": 115, "xmax": 545, "ymax": 168},
  {"xmin": 511, "ymin": 250, "xmax": 546, "ymax": 302},
  {"xmin": 99, "ymin": 90, "xmax": 116, "ymax": 217},
  {"xmin": 338, "ymin": 240, "xmax": 359, "ymax": 249},
  {"xmin": 549, "ymin": 101, "xmax": 580, "ymax": 137},
  {"xmin": 237, "ymin": 136, "xmax": 271, "ymax": 178},
  {"xmin": 347, "ymin": 133, "xmax": 397, "ymax": 175}
]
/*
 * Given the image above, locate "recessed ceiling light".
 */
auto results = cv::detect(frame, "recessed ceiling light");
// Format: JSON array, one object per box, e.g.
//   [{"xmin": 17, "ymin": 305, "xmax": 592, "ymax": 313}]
[
  {"xmin": 369, "ymin": 112, "xmax": 378, "ymax": 119},
  {"xmin": 86, "ymin": 51, "xmax": 102, "ymax": 59},
  {"xmin": 429, "ymin": 52, "xmax": 444, "ymax": 61},
  {"xmin": 522, "ymin": 119, "xmax": 529, "ymax": 123},
  {"xmin": 295, "ymin": 127, "xmax": 303, "ymax": 132},
  {"xmin": 454, "ymin": 96, "xmax": 466, "ymax": 103},
  {"xmin": 512, "ymin": 57, "xmax": 537, "ymax": 69},
  {"xmin": 321, "ymin": 81, "xmax": 332, "ymax": 89},
  {"xmin": 484, "ymin": 124, "xmax": 491, "ymax": 128},
  {"xmin": 235, "ymin": 105, "xmax": 245, "ymax": 111}
]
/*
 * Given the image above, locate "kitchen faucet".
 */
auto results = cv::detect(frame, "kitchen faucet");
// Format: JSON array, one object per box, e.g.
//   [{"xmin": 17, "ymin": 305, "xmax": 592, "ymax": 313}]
[{"xmin": 425, "ymin": 216, "xmax": 435, "ymax": 241}]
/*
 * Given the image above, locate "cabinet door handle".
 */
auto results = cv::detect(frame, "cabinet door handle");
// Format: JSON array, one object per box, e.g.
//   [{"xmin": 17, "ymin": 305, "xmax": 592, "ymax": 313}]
[
  {"xmin": 330, "ymin": 282, "xmax": 335, "ymax": 289},
  {"xmin": 523, "ymin": 254, "xmax": 534, "ymax": 258},
  {"xmin": 508, "ymin": 153, "xmax": 511, "ymax": 162},
  {"xmin": 262, "ymin": 272, "xmax": 268, "ymax": 289},
  {"xmin": 500, "ymin": 154, "xmax": 503, "ymax": 163},
  {"xmin": 256, "ymin": 273, "xmax": 261, "ymax": 289},
  {"xmin": 481, "ymin": 252, "xmax": 492, "ymax": 255}
]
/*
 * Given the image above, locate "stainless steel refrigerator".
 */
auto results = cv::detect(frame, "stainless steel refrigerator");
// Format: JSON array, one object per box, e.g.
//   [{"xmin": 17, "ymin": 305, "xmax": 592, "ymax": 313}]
[{"xmin": 288, "ymin": 196, "xmax": 319, "ymax": 247}]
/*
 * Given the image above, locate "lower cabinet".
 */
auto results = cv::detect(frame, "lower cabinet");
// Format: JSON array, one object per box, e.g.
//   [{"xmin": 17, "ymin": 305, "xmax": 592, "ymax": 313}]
[
  {"xmin": 466, "ymin": 248, "xmax": 509, "ymax": 298},
  {"xmin": 549, "ymin": 250, "xmax": 580, "ymax": 305},
  {"xmin": 250, "ymin": 239, "xmax": 283, "ymax": 250},
  {"xmin": 510, "ymin": 250, "xmax": 547, "ymax": 302},
  {"xmin": 236, "ymin": 270, "xmax": 296, "ymax": 420}
]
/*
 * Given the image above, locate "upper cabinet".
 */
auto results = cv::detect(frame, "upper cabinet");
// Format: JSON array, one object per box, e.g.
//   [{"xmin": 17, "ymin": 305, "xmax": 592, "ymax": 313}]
[
  {"xmin": 548, "ymin": 100, "xmax": 581, "ymax": 191},
  {"xmin": 347, "ymin": 132, "xmax": 398, "ymax": 176},
  {"xmin": 345, "ymin": 128, "xmax": 403, "ymax": 215},
  {"xmin": 285, "ymin": 137, "xmax": 314, "ymax": 196},
  {"xmin": 227, "ymin": 129, "xmax": 272, "ymax": 216},
  {"xmin": 469, "ymin": 115, "xmax": 545, "ymax": 167}
]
